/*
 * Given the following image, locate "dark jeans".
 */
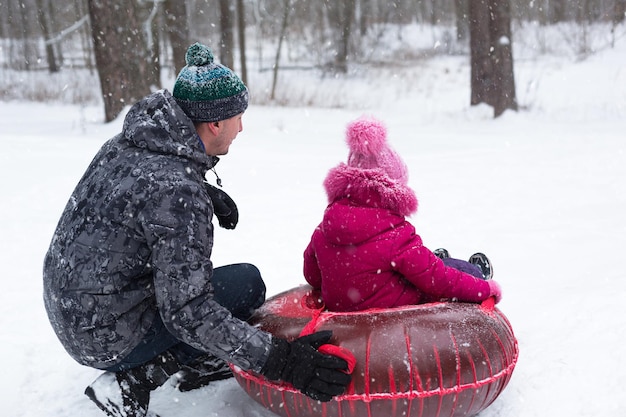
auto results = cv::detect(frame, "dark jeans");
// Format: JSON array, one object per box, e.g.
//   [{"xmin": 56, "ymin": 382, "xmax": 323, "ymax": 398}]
[
  {"xmin": 105, "ymin": 263, "xmax": 266, "ymax": 372},
  {"xmin": 442, "ymin": 258, "xmax": 483, "ymax": 279}
]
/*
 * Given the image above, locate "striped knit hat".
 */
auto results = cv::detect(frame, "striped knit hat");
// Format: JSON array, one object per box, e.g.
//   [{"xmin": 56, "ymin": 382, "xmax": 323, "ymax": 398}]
[{"xmin": 173, "ymin": 43, "xmax": 248, "ymax": 122}]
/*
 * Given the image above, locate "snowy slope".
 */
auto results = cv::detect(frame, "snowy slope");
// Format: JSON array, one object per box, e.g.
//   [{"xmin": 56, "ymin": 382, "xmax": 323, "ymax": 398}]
[{"xmin": 1, "ymin": 28, "xmax": 625, "ymax": 417}]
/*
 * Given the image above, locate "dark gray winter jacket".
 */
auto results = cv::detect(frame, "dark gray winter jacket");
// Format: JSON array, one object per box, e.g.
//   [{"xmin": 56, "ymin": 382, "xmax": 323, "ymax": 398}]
[{"xmin": 43, "ymin": 90, "xmax": 271, "ymax": 372}]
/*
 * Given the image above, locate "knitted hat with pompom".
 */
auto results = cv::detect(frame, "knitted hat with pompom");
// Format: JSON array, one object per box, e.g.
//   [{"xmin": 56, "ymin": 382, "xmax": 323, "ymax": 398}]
[
  {"xmin": 346, "ymin": 117, "xmax": 409, "ymax": 184},
  {"xmin": 173, "ymin": 42, "xmax": 248, "ymax": 122}
]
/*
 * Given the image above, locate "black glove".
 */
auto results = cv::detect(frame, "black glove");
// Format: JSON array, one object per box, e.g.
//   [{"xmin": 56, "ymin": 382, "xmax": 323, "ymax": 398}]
[
  {"xmin": 205, "ymin": 183, "xmax": 238, "ymax": 229},
  {"xmin": 260, "ymin": 331, "xmax": 352, "ymax": 402}
]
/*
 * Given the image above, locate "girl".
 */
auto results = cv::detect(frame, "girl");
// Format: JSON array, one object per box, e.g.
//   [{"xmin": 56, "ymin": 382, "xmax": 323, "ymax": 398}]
[{"xmin": 303, "ymin": 117, "xmax": 501, "ymax": 312}]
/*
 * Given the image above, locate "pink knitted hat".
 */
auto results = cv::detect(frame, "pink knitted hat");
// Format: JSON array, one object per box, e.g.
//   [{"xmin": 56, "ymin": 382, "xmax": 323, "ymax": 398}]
[{"xmin": 345, "ymin": 117, "xmax": 409, "ymax": 184}]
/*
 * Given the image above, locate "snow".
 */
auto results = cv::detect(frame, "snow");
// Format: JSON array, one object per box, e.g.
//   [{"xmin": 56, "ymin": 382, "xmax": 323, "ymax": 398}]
[{"xmin": 2, "ymin": 26, "xmax": 626, "ymax": 417}]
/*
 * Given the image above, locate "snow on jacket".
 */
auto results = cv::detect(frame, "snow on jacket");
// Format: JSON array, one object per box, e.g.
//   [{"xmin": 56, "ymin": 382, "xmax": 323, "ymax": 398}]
[
  {"xmin": 303, "ymin": 164, "xmax": 491, "ymax": 312},
  {"xmin": 43, "ymin": 90, "xmax": 271, "ymax": 371}
]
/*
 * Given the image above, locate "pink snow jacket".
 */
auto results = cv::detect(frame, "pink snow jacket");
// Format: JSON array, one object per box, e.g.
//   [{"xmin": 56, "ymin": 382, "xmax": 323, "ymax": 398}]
[{"xmin": 303, "ymin": 164, "xmax": 492, "ymax": 312}]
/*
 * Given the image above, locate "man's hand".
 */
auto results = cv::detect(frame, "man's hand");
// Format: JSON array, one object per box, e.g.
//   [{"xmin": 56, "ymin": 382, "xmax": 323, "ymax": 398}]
[
  {"xmin": 205, "ymin": 183, "xmax": 238, "ymax": 229},
  {"xmin": 261, "ymin": 331, "xmax": 352, "ymax": 402}
]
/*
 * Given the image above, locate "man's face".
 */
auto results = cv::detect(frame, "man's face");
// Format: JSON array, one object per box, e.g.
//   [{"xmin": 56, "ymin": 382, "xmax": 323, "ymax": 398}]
[{"xmin": 203, "ymin": 113, "xmax": 244, "ymax": 156}]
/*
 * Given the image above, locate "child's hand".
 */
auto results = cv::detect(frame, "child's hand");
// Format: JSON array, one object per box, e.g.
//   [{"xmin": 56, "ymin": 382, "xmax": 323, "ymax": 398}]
[{"xmin": 488, "ymin": 280, "xmax": 502, "ymax": 303}]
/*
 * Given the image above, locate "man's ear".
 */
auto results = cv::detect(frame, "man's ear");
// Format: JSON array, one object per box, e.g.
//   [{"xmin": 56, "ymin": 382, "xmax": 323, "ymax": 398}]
[{"xmin": 207, "ymin": 121, "xmax": 220, "ymax": 135}]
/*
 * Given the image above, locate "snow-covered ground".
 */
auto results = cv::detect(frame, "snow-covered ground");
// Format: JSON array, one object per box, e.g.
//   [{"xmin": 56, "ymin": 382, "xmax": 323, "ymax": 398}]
[{"xmin": 1, "ymin": 24, "xmax": 625, "ymax": 417}]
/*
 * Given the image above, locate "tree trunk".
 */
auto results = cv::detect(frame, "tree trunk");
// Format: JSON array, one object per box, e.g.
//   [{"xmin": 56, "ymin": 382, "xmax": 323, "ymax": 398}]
[
  {"xmin": 550, "ymin": 0, "xmax": 568, "ymax": 23},
  {"xmin": 219, "ymin": 0, "xmax": 235, "ymax": 69},
  {"xmin": 469, "ymin": 0, "xmax": 517, "ymax": 118},
  {"xmin": 164, "ymin": 0, "xmax": 189, "ymax": 75},
  {"xmin": 74, "ymin": 0, "xmax": 94, "ymax": 73},
  {"xmin": 87, "ymin": 0, "xmax": 153, "ymax": 122},
  {"xmin": 145, "ymin": 0, "xmax": 162, "ymax": 88},
  {"xmin": 35, "ymin": 0, "xmax": 58, "ymax": 73},
  {"xmin": 0, "ymin": 3, "xmax": 8, "ymax": 66},
  {"xmin": 429, "ymin": 0, "xmax": 438, "ymax": 25},
  {"xmin": 327, "ymin": 0, "xmax": 356, "ymax": 73},
  {"xmin": 359, "ymin": 0, "xmax": 371, "ymax": 36},
  {"xmin": 270, "ymin": 0, "xmax": 291, "ymax": 101},
  {"xmin": 339, "ymin": 0, "xmax": 356, "ymax": 73},
  {"xmin": 469, "ymin": 0, "xmax": 491, "ymax": 106},
  {"xmin": 611, "ymin": 0, "xmax": 626, "ymax": 47},
  {"xmin": 455, "ymin": 0, "xmax": 469, "ymax": 42},
  {"xmin": 236, "ymin": 0, "xmax": 248, "ymax": 85},
  {"xmin": 48, "ymin": 0, "xmax": 65, "ymax": 67},
  {"xmin": 614, "ymin": 0, "xmax": 626, "ymax": 23},
  {"xmin": 489, "ymin": 0, "xmax": 517, "ymax": 117},
  {"xmin": 19, "ymin": 0, "xmax": 32, "ymax": 70}
]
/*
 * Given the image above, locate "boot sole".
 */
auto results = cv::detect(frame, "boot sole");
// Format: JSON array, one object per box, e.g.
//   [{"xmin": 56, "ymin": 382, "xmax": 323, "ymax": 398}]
[
  {"xmin": 85, "ymin": 372, "xmax": 159, "ymax": 417},
  {"xmin": 85, "ymin": 373, "xmax": 125, "ymax": 417}
]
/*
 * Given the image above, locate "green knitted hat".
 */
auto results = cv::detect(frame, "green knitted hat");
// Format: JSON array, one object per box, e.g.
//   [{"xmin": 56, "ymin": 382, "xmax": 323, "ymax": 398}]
[{"xmin": 173, "ymin": 42, "xmax": 248, "ymax": 122}]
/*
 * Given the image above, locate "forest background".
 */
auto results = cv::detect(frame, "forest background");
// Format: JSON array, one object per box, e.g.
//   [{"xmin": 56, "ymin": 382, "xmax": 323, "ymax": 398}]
[{"xmin": 2, "ymin": 0, "xmax": 625, "ymax": 120}]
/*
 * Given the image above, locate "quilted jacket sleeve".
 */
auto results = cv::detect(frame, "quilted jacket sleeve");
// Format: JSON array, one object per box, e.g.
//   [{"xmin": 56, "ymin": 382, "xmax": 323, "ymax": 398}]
[
  {"xmin": 142, "ymin": 180, "xmax": 272, "ymax": 373},
  {"xmin": 391, "ymin": 225, "xmax": 491, "ymax": 304}
]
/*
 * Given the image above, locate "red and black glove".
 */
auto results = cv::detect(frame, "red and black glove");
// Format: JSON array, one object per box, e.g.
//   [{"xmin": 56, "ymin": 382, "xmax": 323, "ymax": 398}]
[{"xmin": 260, "ymin": 331, "xmax": 352, "ymax": 402}]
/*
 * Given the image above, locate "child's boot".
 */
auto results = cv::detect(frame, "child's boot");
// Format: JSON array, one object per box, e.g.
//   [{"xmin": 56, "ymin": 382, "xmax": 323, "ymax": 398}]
[{"xmin": 468, "ymin": 252, "xmax": 493, "ymax": 280}]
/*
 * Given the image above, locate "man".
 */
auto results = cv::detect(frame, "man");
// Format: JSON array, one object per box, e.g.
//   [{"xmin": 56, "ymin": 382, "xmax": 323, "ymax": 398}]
[{"xmin": 43, "ymin": 43, "xmax": 351, "ymax": 417}]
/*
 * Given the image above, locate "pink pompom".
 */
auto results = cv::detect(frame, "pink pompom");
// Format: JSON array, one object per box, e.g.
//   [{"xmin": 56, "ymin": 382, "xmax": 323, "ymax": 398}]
[
  {"xmin": 344, "ymin": 117, "xmax": 409, "ymax": 184},
  {"xmin": 345, "ymin": 117, "xmax": 388, "ymax": 156}
]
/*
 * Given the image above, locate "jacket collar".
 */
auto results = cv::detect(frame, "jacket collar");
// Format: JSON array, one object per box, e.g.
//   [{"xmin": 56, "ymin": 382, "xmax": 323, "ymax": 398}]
[{"xmin": 323, "ymin": 163, "xmax": 418, "ymax": 217}]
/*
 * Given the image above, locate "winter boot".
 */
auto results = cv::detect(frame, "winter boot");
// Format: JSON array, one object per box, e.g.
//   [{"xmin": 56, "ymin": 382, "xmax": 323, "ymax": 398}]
[
  {"xmin": 84, "ymin": 352, "xmax": 180, "ymax": 417},
  {"xmin": 433, "ymin": 248, "xmax": 450, "ymax": 260},
  {"xmin": 468, "ymin": 252, "xmax": 493, "ymax": 280},
  {"xmin": 173, "ymin": 354, "xmax": 233, "ymax": 392}
]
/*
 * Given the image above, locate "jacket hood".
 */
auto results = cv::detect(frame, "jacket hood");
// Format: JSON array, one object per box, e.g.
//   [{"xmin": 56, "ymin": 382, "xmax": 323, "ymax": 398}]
[
  {"xmin": 122, "ymin": 89, "xmax": 214, "ymax": 170},
  {"xmin": 323, "ymin": 163, "xmax": 418, "ymax": 217}
]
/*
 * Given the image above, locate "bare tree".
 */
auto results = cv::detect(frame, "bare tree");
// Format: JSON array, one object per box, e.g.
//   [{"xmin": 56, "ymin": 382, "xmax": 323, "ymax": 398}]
[
  {"xmin": 35, "ymin": 0, "xmax": 58, "ymax": 73},
  {"xmin": 612, "ymin": 0, "xmax": 626, "ymax": 47},
  {"xmin": 469, "ymin": 0, "xmax": 517, "ymax": 117},
  {"xmin": 359, "ymin": 0, "xmax": 372, "ymax": 36},
  {"xmin": 74, "ymin": 0, "xmax": 95, "ymax": 72},
  {"xmin": 616, "ymin": 0, "xmax": 626, "ymax": 23},
  {"xmin": 326, "ymin": 0, "xmax": 357, "ymax": 73},
  {"xmin": 236, "ymin": 0, "xmax": 248, "ymax": 85},
  {"xmin": 489, "ymin": 0, "xmax": 517, "ymax": 116},
  {"xmin": 138, "ymin": 0, "xmax": 162, "ymax": 88},
  {"xmin": 18, "ymin": 0, "xmax": 34, "ymax": 70},
  {"xmin": 87, "ymin": 0, "xmax": 153, "ymax": 122},
  {"xmin": 455, "ymin": 0, "xmax": 470, "ymax": 42},
  {"xmin": 219, "ymin": 0, "xmax": 235, "ymax": 69},
  {"xmin": 340, "ymin": 0, "xmax": 357, "ymax": 72},
  {"xmin": 551, "ymin": 0, "xmax": 568, "ymax": 23},
  {"xmin": 271, "ymin": 0, "xmax": 292, "ymax": 100},
  {"xmin": 163, "ymin": 0, "xmax": 189, "ymax": 75}
]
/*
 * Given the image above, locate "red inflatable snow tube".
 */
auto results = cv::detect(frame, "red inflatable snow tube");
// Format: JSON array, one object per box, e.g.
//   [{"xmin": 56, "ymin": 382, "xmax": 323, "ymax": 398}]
[{"xmin": 232, "ymin": 285, "xmax": 518, "ymax": 417}]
